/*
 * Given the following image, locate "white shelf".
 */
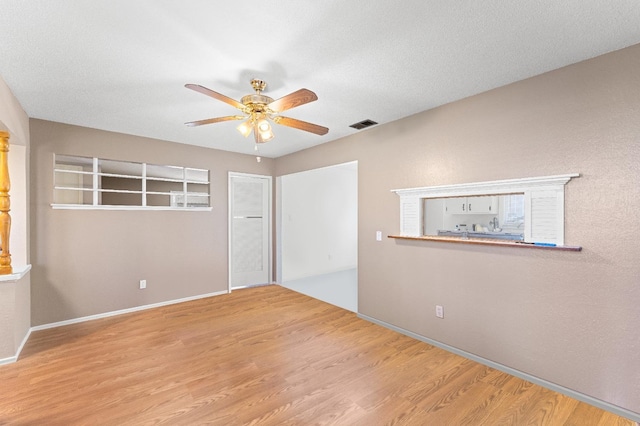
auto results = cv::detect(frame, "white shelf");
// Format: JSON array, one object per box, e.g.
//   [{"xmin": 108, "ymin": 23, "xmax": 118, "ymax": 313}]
[{"xmin": 0, "ymin": 264, "xmax": 32, "ymax": 283}]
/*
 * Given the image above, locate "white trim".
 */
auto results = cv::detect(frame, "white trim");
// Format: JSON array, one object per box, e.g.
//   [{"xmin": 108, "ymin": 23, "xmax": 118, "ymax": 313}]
[
  {"xmin": 2, "ymin": 290, "xmax": 228, "ymax": 365},
  {"xmin": 228, "ymin": 174, "xmax": 232, "ymax": 292},
  {"xmin": 229, "ymin": 171, "xmax": 275, "ymax": 180},
  {"xmin": 275, "ymin": 176, "xmax": 283, "ymax": 285},
  {"xmin": 142, "ymin": 162, "xmax": 147, "ymax": 207},
  {"xmin": 92, "ymin": 156, "xmax": 99, "ymax": 206},
  {"xmin": 51, "ymin": 204, "xmax": 212, "ymax": 211},
  {"xmin": 0, "ymin": 355, "xmax": 17, "ymax": 365},
  {"xmin": 31, "ymin": 290, "xmax": 228, "ymax": 332},
  {"xmin": 0, "ymin": 264, "xmax": 31, "ymax": 283},
  {"xmin": 230, "ymin": 281, "xmax": 277, "ymax": 291},
  {"xmin": 358, "ymin": 313, "xmax": 640, "ymax": 423},
  {"xmin": 0, "ymin": 328, "xmax": 34, "ymax": 365},
  {"xmin": 391, "ymin": 173, "xmax": 579, "ymax": 198},
  {"xmin": 15, "ymin": 328, "xmax": 32, "ymax": 359}
]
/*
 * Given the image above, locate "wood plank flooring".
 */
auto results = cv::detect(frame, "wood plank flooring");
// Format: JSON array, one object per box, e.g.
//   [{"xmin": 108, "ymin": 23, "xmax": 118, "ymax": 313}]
[{"xmin": 0, "ymin": 285, "xmax": 634, "ymax": 425}]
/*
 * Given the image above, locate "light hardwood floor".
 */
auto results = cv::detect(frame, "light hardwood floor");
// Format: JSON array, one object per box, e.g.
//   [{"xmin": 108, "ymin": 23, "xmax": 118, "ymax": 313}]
[{"xmin": 0, "ymin": 285, "xmax": 634, "ymax": 425}]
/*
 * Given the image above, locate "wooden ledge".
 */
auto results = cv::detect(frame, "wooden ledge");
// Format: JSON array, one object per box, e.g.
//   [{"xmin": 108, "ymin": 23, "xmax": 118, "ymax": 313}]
[{"xmin": 388, "ymin": 235, "xmax": 582, "ymax": 251}]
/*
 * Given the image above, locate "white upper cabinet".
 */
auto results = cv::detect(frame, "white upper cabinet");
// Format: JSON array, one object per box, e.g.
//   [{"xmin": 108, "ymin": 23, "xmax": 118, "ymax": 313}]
[{"xmin": 444, "ymin": 196, "xmax": 496, "ymax": 215}]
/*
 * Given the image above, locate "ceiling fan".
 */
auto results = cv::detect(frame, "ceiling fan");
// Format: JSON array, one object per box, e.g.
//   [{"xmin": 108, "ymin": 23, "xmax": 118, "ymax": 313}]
[{"xmin": 185, "ymin": 79, "xmax": 328, "ymax": 144}]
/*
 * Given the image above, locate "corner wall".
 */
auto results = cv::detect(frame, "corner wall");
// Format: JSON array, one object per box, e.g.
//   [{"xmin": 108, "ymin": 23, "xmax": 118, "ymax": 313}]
[
  {"xmin": 30, "ymin": 120, "xmax": 274, "ymax": 326},
  {"xmin": 0, "ymin": 75, "xmax": 31, "ymax": 362},
  {"xmin": 275, "ymin": 44, "xmax": 640, "ymax": 416}
]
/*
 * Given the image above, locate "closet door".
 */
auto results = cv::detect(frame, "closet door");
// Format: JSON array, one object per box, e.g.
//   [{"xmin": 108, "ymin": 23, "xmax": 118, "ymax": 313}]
[{"xmin": 229, "ymin": 173, "xmax": 271, "ymax": 289}]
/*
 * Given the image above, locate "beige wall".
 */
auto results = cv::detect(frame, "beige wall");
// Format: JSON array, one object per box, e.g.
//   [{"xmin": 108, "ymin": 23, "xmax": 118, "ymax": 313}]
[
  {"xmin": 30, "ymin": 120, "xmax": 274, "ymax": 325},
  {"xmin": 0, "ymin": 76, "xmax": 31, "ymax": 361},
  {"xmin": 12, "ymin": 271, "xmax": 31, "ymax": 353},
  {"xmin": 275, "ymin": 45, "xmax": 640, "ymax": 414}
]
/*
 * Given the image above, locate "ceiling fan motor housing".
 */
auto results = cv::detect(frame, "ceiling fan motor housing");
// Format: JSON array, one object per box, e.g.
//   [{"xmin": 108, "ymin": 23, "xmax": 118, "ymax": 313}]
[{"xmin": 241, "ymin": 94, "xmax": 274, "ymax": 114}]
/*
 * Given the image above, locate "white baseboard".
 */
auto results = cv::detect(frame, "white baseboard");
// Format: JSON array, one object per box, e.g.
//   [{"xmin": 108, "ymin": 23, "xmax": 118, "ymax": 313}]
[
  {"xmin": 31, "ymin": 290, "xmax": 229, "ymax": 332},
  {"xmin": 4, "ymin": 286, "xmax": 267, "ymax": 364},
  {"xmin": 14, "ymin": 327, "xmax": 32, "ymax": 359},
  {"xmin": 230, "ymin": 282, "xmax": 277, "ymax": 291},
  {"xmin": 0, "ymin": 328, "xmax": 33, "ymax": 365},
  {"xmin": 0, "ymin": 355, "xmax": 17, "ymax": 365},
  {"xmin": 358, "ymin": 313, "xmax": 640, "ymax": 423},
  {"xmin": 2, "ymin": 290, "xmax": 229, "ymax": 364}
]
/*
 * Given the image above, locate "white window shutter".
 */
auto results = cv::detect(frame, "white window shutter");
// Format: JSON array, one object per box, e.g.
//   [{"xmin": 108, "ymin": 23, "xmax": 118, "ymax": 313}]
[
  {"xmin": 400, "ymin": 197, "xmax": 421, "ymax": 237},
  {"xmin": 529, "ymin": 190, "xmax": 564, "ymax": 245}
]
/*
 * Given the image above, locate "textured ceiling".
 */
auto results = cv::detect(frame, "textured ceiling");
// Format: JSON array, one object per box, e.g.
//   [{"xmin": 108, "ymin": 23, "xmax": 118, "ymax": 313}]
[{"xmin": 2, "ymin": 1, "xmax": 640, "ymax": 158}]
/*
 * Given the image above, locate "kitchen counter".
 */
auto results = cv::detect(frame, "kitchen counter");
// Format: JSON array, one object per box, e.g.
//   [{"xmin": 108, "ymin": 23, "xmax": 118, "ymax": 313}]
[{"xmin": 437, "ymin": 230, "xmax": 524, "ymax": 241}]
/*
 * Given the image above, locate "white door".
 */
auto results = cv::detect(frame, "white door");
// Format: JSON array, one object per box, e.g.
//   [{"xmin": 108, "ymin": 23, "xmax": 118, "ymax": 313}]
[{"xmin": 229, "ymin": 173, "xmax": 271, "ymax": 290}]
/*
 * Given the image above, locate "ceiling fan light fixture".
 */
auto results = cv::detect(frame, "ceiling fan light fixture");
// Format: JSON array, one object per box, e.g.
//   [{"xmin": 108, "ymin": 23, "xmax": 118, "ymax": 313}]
[
  {"xmin": 260, "ymin": 129, "xmax": 274, "ymax": 143},
  {"xmin": 252, "ymin": 123, "xmax": 268, "ymax": 144},
  {"xmin": 257, "ymin": 118, "xmax": 271, "ymax": 133},
  {"xmin": 260, "ymin": 130, "xmax": 274, "ymax": 142},
  {"xmin": 237, "ymin": 120, "xmax": 253, "ymax": 138},
  {"xmin": 248, "ymin": 117, "xmax": 273, "ymax": 142}
]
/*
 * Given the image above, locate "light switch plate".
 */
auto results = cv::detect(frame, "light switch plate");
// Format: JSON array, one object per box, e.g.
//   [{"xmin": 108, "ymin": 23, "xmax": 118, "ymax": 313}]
[{"xmin": 376, "ymin": 231, "xmax": 382, "ymax": 241}]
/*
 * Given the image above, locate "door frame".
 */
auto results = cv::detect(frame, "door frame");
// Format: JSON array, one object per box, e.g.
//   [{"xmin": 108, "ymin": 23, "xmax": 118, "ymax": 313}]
[{"xmin": 228, "ymin": 171, "xmax": 273, "ymax": 292}]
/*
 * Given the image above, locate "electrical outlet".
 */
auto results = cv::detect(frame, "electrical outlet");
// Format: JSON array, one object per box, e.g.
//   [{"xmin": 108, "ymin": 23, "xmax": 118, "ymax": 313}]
[
  {"xmin": 139, "ymin": 279, "xmax": 147, "ymax": 289},
  {"xmin": 435, "ymin": 305, "xmax": 444, "ymax": 319}
]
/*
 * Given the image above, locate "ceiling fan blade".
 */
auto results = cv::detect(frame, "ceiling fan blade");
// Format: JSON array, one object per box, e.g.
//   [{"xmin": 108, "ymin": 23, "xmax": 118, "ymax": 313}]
[
  {"xmin": 268, "ymin": 89, "xmax": 318, "ymax": 113},
  {"xmin": 185, "ymin": 115, "xmax": 244, "ymax": 127},
  {"xmin": 273, "ymin": 116, "xmax": 328, "ymax": 135},
  {"xmin": 185, "ymin": 84, "xmax": 245, "ymax": 110}
]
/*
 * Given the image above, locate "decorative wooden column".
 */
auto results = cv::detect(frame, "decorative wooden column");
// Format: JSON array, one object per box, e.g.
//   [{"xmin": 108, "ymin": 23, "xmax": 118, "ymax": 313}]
[{"xmin": 0, "ymin": 131, "xmax": 11, "ymax": 274}]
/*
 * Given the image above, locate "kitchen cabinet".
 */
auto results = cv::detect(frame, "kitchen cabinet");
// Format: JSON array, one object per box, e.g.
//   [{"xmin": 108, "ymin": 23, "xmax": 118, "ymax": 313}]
[{"xmin": 444, "ymin": 195, "xmax": 496, "ymax": 214}]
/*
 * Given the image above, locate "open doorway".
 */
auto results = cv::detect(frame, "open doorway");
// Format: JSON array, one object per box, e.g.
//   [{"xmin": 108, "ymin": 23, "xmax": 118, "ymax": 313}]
[{"xmin": 277, "ymin": 161, "xmax": 358, "ymax": 312}]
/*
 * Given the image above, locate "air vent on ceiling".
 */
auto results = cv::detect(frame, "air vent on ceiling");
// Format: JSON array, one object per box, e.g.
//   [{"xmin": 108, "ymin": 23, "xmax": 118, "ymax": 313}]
[{"xmin": 349, "ymin": 119, "xmax": 378, "ymax": 130}]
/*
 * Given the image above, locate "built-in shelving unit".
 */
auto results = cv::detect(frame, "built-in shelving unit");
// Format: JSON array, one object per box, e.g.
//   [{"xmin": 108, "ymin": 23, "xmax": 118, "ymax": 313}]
[{"xmin": 52, "ymin": 155, "xmax": 211, "ymax": 211}]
